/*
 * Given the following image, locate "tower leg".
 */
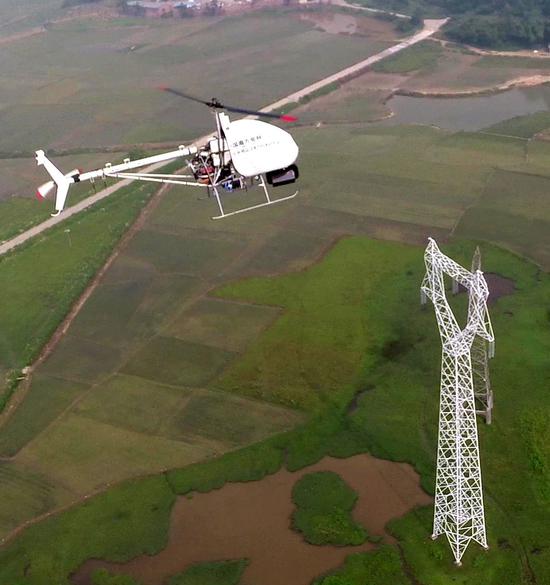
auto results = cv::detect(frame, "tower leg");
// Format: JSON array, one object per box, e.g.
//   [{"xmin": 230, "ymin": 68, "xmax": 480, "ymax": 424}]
[{"xmin": 433, "ymin": 351, "xmax": 487, "ymax": 565}]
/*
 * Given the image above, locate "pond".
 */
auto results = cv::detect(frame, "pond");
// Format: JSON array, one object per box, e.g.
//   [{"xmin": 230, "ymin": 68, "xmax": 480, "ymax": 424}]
[
  {"xmin": 383, "ymin": 86, "xmax": 550, "ymax": 131},
  {"xmin": 72, "ymin": 454, "xmax": 431, "ymax": 585}
]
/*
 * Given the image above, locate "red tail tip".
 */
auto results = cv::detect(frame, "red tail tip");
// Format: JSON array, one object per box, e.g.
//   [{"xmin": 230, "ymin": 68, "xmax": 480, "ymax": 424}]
[
  {"xmin": 36, "ymin": 190, "xmax": 44, "ymax": 201},
  {"xmin": 280, "ymin": 114, "xmax": 298, "ymax": 123}
]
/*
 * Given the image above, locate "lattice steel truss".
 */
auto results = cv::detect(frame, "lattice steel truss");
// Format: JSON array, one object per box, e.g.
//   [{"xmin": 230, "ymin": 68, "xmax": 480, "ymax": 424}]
[
  {"xmin": 470, "ymin": 247, "xmax": 494, "ymax": 424},
  {"xmin": 421, "ymin": 238, "xmax": 495, "ymax": 565}
]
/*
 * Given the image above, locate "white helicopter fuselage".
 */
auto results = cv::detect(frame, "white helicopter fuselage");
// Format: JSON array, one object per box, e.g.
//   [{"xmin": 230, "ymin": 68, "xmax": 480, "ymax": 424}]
[
  {"xmin": 35, "ymin": 110, "xmax": 299, "ymax": 219},
  {"xmin": 219, "ymin": 113, "xmax": 299, "ymax": 177}
]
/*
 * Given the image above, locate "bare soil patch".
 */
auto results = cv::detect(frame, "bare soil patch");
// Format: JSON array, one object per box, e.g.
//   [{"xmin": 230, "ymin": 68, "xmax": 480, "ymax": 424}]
[
  {"xmin": 299, "ymin": 10, "xmax": 394, "ymax": 39},
  {"xmin": 456, "ymin": 273, "xmax": 516, "ymax": 305},
  {"xmin": 301, "ymin": 12, "xmax": 358, "ymax": 35},
  {"xmin": 72, "ymin": 453, "xmax": 431, "ymax": 585},
  {"xmin": 398, "ymin": 74, "xmax": 550, "ymax": 98},
  {"xmin": 484, "ymin": 272, "xmax": 516, "ymax": 304}
]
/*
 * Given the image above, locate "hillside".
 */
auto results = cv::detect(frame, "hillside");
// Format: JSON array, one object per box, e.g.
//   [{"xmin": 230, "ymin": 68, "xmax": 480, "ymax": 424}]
[
  {"xmin": 361, "ymin": 0, "xmax": 550, "ymax": 48},
  {"xmin": 444, "ymin": 0, "xmax": 550, "ymax": 49}
]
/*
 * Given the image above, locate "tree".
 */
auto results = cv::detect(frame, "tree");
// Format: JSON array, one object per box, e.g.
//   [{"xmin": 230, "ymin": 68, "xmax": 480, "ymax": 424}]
[{"xmin": 411, "ymin": 7, "xmax": 424, "ymax": 27}]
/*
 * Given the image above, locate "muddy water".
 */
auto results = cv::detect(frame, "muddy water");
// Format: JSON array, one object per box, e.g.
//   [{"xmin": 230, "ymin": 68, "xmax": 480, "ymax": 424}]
[
  {"xmin": 384, "ymin": 86, "xmax": 550, "ymax": 131},
  {"xmin": 73, "ymin": 454, "xmax": 431, "ymax": 585}
]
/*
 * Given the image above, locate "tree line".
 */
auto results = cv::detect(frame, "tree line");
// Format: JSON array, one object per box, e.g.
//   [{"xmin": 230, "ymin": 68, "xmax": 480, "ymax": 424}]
[
  {"xmin": 377, "ymin": 0, "xmax": 550, "ymax": 48},
  {"xmin": 443, "ymin": 0, "xmax": 550, "ymax": 48}
]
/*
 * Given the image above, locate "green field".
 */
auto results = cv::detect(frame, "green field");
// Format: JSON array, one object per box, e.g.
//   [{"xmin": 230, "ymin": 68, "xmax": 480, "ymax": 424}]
[
  {"xmin": 292, "ymin": 471, "xmax": 368, "ymax": 545},
  {"xmin": 314, "ymin": 547, "xmax": 410, "ymax": 585},
  {"xmin": 0, "ymin": 180, "xmax": 157, "ymax": 401},
  {"xmin": 375, "ymin": 40, "xmax": 550, "ymax": 93},
  {"xmin": 1, "ymin": 12, "xmax": 550, "ymax": 584},
  {"xmin": 0, "ymin": 0, "xmax": 63, "ymax": 36},
  {"xmin": 0, "ymin": 8, "xmax": 393, "ymax": 197},
  {"xmin": 484, "ymin": 111, "xmax": 550, "ymax": 138},
  {"xmin": 372, "ymin": 40, "xmax": 443, "ymax": 73},
  {"xmin": 2, "ymin": 118, "xmax": 550, "ymax": 547},
  {"xmin": 1, "ymin": 237, "xmax": 549, "ymax": 585}
]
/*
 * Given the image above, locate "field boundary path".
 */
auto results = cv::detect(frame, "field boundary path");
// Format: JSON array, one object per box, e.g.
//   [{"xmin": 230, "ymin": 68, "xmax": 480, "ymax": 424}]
[
  {"xmin": 332, "ymin": 0, "xmax": 411, "ymax": 19},
  {"xmin": 261, "ymin": 18, "xmax": 448, "ymax": 113},
  {"xmin": 0, "ymin": 16, "xmax": 447, "ymax": 259}
]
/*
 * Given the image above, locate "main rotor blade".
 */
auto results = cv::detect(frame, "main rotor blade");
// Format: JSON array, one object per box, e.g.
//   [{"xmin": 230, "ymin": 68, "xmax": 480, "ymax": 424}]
[
  {"xmin": 159, "ymin": 86, "xmax": 297, "ymax": 122},
  {"xmin": 158, "ymin": 87, "xmax": 211, "ymax": 106},
  {"xmin": 222, "ymin": 104, "xmax": 297, "ymax": 123}
]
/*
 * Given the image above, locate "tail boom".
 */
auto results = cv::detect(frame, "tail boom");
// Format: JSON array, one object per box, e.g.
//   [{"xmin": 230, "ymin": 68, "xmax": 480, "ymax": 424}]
[{"xmin": 35, "ymin": 145, "xmax": 196, "ymax": 216}]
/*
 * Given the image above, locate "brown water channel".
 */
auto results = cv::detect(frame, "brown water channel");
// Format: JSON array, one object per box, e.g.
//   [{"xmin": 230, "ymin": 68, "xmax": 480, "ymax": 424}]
[{"xmin": 73, "ymin": 454, "xmax": 431, "ymax": 585}]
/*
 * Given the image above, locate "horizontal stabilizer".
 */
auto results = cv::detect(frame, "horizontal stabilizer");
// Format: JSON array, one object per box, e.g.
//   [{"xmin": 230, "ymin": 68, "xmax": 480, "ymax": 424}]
[
  {"xmin": 36, "ymin": 180, "xmax": 55, "ymax": 200},
  {"xmin": 35, "ymin": 150, "xmax": 78, "ymax": 215}
]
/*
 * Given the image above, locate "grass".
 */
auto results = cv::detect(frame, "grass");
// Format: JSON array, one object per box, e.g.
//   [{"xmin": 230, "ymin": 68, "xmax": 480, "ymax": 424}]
[
  {"xmin": 124, "ymin": 230, "xmax": 245, "ymax": 277},
  {"xmin": 290, "ymin": 125, "xmax": 493, "ymax": 230},
  {"xmin": 292, "ymin": 87, "xmax": 390, "ymax": 125},
  {"xmin": 484, "ymin": 111, "xmax": 550, "ymax": 138},
  {"xmin": 3, "ymin": 75, "xmax": 550, "ymax": 583},
  {"xmin": 474, "ymin": 55, "xmax": 550, "ymax": 70},
  {"xmin": 73, "ymin": 374, "xmax": 302, "ymax": 446},
  {"xmin": 0, "ymin": 375, "xmax": 88, "ymax": 457},
  {"xmin": 352, "ymin": 241, "xmax": 550, "ymax": 582},
  {"xmin": 92, "ymin": 570, "xmax": 141, "ymax": 585},
  {"xmin": 15, "ymin": 412, "xmax": 216, "ymax": 495},
  {"xmin": 454, "ymin": 169, "xmax": 550, "ymax": 268},
  {"xmin": 73, "ymin": 374, "xmax": 192, "ymax": 438},
  {"xmin": 0, "ymin": 461, "xmax": 69, "ymax": 538},
  {"xmin": 121, "ymin": 337, "xmax": 236, "ymax": 387},
  {"xmin": 0, "ymin": 238, "xmax": 549, "ymax": 584},
  {"xmin": 0, "ymin": 0, "xmax": 62, "ymax": 36},
  {"xmin": 40, "ymin": 335, "xmax": 125, "ymax": 385},
  {"xmin": 166, "ymin": 298, "xmax": 280, "ymax": 352},
  {"xmin": 212, "ymin": 237, "xmax": 421, "ymax": 410},
  {"xmin": 0, "ymin": 10, "xmax": 393, "ymax": 161},
  {"xmin": 173, "ymin": 390, "xmax": 302, "ymax": 446},
  {"xmin": 166, "ymin": 559, "xmax": 248, "ymax": 585},
  {"xmin": 291, "ymin": 471, "xmax": 368, "ymax": 546},
  {"xmin": 349, "ymin": 0, "xmax": 444, "ymax": 18},
  {"xmin": 0, "ymin": 475, "xmax": 176, "ymax": 585},
  {"xmin": 166, "ymin": 439, "xmax": 285, "ymax": 495},
  {"xmin": 314, "ymin": 547, "xmax": 410, "ymax": 585},
  {"xmin": 372, "ymin": 40, "xmax": 443, "ymax": 73},
  {"xmin": 0, "ymin": 180, "xmax": 156, "ymax": 397}
]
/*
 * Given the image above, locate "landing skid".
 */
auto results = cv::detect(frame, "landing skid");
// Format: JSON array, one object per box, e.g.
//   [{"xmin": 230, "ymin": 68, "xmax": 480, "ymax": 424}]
[
  {"xmin": 104, "ymin": 170, "xmax": 298, "ymax": 219},
  {"xmin": 211, "ymin": 174, "xmax": 297, "ymax": 219},
  {"xmin": 211, "ymin": 191, "xmax": 298, "ymax": 219}
]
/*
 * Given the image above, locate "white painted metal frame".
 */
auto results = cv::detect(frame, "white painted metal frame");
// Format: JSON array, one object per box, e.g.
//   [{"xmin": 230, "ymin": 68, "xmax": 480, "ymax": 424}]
[
  {"xmin": 36, "ymin": 109, "xmax": 299, "ymax": 220},
  {"xmin": 420, "ymin": 238, "xmax": 495, "ymax": 565},
  {"xmin": 470, "ymin": 247, "xmax": 494, "ymax": 424}
]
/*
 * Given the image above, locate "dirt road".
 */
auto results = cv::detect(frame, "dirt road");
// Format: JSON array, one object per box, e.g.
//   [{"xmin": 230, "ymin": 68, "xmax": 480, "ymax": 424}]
[
  {"xmin": 332, "ymin": 0, "xmax": 411, "ymax": 19},
  {"xmin": 0, "ymin": 17, "xmax": 447, "ymax": 258},
  {"xmin": 262, "ymin": 17, "xmax": 448, "ymax": 114}
]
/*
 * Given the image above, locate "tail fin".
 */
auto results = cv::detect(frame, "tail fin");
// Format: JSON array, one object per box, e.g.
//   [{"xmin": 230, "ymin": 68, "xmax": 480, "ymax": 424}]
[{"xmin": 35, "ymin": 150, "xmax": 77, "ymax": 216}]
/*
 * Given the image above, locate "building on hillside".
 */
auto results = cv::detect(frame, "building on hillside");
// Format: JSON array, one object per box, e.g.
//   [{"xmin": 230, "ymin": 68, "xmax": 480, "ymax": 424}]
[
  {"xmin": 173, "ymin": 0, "xmax": 201, "ymax": 10},
  {"xmin": 125, "ymin": 0, "xmax": 174, "ymax": 17}
]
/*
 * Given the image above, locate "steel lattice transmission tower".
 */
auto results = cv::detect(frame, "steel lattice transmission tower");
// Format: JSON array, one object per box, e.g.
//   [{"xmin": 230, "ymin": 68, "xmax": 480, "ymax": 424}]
[
  {"xmin": 470, "ymin": 247, "xmax": 495, "ymax": 424},
  {"xmin": 421, "ymin": 238, "xmax": 495, "ymax": 565}
]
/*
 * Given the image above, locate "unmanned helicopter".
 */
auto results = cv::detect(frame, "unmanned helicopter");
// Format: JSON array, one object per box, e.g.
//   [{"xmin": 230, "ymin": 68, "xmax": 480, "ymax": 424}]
[{"xmin": 35, "ymin": 88, "xmax": 300, "ymax": 219}]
